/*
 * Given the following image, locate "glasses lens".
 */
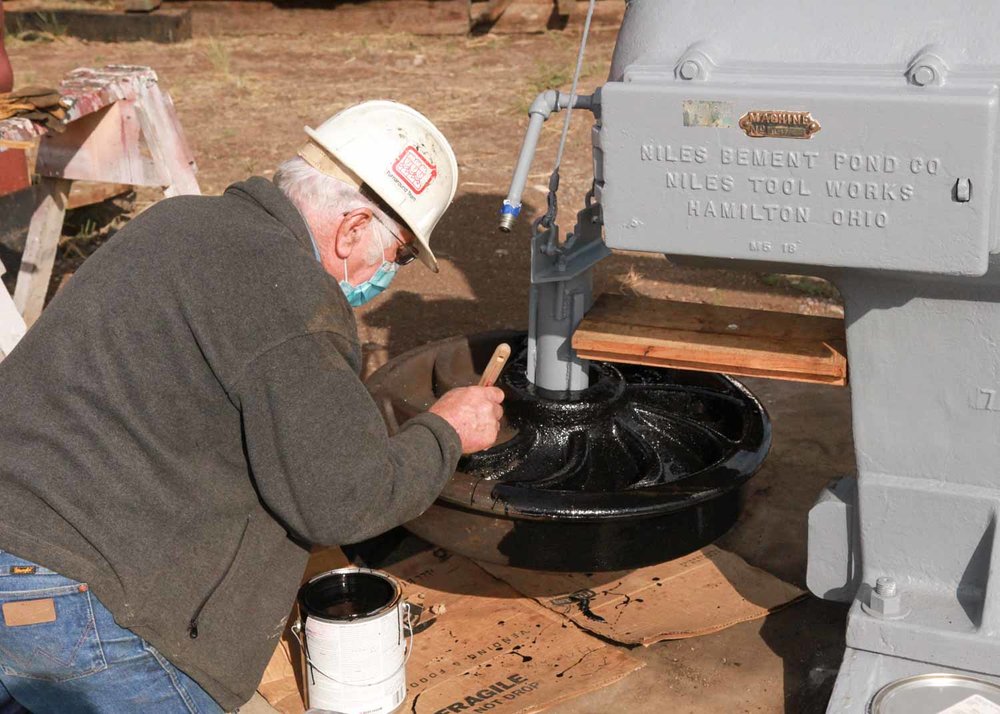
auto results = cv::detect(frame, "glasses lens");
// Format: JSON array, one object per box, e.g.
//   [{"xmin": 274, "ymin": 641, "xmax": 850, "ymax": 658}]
[
  {"xmin": 371, "ymin": 211, "xmax": 417, "ymax": 266},
  {"xmin": 395, "ymin": 243, "xmax": 417, "ymax": 266}
]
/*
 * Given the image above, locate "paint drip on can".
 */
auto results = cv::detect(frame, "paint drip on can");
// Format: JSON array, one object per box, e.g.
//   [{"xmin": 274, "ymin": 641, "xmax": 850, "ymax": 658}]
[{"xmin": 294, "ymin": 567, "xmax": 411, "ymax": 714}]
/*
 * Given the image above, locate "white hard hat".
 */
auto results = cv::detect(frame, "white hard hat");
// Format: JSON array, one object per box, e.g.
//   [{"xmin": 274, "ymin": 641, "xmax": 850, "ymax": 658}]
[{"xmin": 299, "ymin": 100, "xmax": 458, "ymax": 273}]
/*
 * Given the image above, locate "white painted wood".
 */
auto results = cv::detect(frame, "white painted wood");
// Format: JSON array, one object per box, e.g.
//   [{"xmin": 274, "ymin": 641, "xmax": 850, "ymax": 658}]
[
  {"xmin": 134, "ymin": 83, "xmax": 200, "ymax": 197},
  {"xmin": 36, "ymin": 100, "xmax": 166, "ymax": 187},
  {"xmin": 13, "ymin": 178, "xmax": 72, "ymax": 327},
  {"xmin": 0, "ymin": 259, "xmax": 27, "ymax": 360}
]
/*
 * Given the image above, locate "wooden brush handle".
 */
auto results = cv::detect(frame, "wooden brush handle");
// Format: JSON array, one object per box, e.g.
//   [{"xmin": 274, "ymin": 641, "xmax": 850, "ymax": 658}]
[{"xmin": 478, "ymin": 343, "xmax": 511, "ymax": 387}]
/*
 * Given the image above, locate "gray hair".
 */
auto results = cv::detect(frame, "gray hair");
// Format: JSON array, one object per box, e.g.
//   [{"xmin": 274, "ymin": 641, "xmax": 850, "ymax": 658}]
[{"xmin": 274, "ymin": 157, "xmax": 398, "ymax": 266}]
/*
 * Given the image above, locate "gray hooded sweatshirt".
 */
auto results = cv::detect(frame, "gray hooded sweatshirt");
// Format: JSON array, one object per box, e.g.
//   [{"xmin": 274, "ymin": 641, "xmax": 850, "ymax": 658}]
[{"xmin": 0, "ymin": 177, "xmax": 462, "ymax": 710}]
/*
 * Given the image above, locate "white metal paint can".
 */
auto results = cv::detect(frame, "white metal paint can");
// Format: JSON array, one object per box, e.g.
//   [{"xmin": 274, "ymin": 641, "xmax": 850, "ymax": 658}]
[
  {"xmin": 868, "ymin": 673, "xmax": 1000, "ymax": 713},
  {"xmin": 293, "ymin": 567, "xmax": 411, "ymax": 714}
]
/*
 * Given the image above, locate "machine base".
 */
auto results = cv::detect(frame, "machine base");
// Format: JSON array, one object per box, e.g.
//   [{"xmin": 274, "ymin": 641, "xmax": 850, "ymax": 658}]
[{"xmin": 827, "ymin": 647, "xmax": 1000, "ymax": 713}]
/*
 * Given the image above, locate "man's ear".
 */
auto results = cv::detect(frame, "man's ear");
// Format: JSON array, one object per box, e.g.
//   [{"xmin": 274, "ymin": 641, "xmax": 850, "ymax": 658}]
[{"xmin": 333, "ymin": 209, "xmax": 374, "ymax": 260}]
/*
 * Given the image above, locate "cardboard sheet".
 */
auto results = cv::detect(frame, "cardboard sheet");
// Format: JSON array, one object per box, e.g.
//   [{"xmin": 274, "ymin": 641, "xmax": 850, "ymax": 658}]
[
  {"xmin": 258, "ymin": 547, "xmax": 643, "ymax": 714},
  {"xmin": 391, "ymin": 548, "xmax": 643, "ymax": 713},
  {"xmin": 479, "ymin": 545, "xmax": 806, "ymax": 646}
]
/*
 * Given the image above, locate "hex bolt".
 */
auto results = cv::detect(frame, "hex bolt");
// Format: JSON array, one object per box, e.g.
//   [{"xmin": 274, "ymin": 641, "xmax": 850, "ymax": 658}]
[
  {"xmin": 875, "ymin": 577, "xmax": 897, "ymax": 598},
  {"xmin": 679, "ymin": 59, "xmax": 702, "ymax": 80},
  {"xmin": 864, "ymin": 576, "xmax": 905, "ymax": 619},
  {"xmin": 911, "ymin": 65, "xmax": 937, "ymax": 86}
]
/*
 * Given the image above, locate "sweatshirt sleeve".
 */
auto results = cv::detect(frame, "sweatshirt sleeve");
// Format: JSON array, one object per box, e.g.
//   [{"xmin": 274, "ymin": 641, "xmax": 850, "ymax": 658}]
[{"xmin": 233, "ymin": 331, "xmax": 463, "ymax": 545}]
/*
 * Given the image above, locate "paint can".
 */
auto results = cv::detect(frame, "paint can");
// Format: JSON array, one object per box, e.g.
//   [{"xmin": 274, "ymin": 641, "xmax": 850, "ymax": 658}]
[
  {"xmin": 293, "ymin": 567, "xmax": 411, "ymax": 714},
  {"xmin": 868, "ymin": 673, "xmax": 1000, "ymax": 713}
]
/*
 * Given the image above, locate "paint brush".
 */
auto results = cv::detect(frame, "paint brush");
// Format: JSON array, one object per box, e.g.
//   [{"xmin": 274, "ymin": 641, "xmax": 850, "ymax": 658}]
[{"xmin": 478, "ymin": 343, "xmax": 511, "ymax": 388}]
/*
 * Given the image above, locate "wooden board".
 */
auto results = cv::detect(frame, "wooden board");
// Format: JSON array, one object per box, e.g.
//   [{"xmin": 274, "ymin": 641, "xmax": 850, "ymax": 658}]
[
  {"xmin": 488, "ymin": 0, "xmax": 623, "ymax": 33},
  {"xmin": 125, "ymin": 0, "xmax": 163, "ymax": 12},
  {"xmin": 189, "ymin": 0, "xmax": 471, "ymax": 37},
  {"xmin": 4, "ymin": 7, "xmax": 192, "ymax": 43},
  {"xmin": 13, "ymin": 176, "xmax": 71, "ymax": 327},
  {"xmin": 471, "ymin": 0, "xmax": 515, "ymax": 27},
  {"xmin": 573, "ymin": 294, "xmax": 848, "ymax": 386},
  {"xmin": 66, "ymin": 182, "xmax": 131, "ymax": 210},
  {"xmin": 0, "ymin": 148, "xmax": 30, "ymax": 196}
]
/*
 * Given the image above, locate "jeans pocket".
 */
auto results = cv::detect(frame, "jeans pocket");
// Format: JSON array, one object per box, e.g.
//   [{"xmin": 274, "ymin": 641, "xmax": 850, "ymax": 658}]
[{"xmin": 0, "ymin": 583, "xmax": 108, "ymax": 682}]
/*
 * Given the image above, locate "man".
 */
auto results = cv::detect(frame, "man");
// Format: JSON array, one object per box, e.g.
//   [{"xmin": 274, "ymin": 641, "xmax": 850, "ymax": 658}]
[{"xmin": 0, "ymin": 101, "xmax": 503, "ymax": 712}]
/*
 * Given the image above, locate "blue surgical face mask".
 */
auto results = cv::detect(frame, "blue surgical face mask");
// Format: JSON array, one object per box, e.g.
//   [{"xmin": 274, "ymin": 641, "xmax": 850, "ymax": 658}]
[{"xmin": 339, "ymin": 258, "xmax": 398, "ymax": 307}]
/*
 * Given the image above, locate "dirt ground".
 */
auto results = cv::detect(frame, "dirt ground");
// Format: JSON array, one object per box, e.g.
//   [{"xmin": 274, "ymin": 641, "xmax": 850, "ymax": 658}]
[{"xmin": 4, "ymin": 4, "xmax": 851, "ymax": 711}]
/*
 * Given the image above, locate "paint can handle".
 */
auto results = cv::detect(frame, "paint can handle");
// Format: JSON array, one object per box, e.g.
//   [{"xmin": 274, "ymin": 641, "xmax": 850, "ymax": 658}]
[{"xmin": 291, "ymin": 601, "xmax": 414, "ymax": 688}]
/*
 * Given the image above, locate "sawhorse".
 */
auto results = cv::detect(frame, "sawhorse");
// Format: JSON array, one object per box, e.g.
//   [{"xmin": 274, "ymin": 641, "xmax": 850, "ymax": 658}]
[{"xmin": 0, "ymin": 64, "xmax": 199, "ymax": 358}]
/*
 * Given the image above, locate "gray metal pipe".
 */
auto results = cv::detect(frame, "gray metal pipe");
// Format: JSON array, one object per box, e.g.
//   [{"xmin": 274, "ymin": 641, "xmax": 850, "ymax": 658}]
[{"xmin": 499, "ymin": 90, "xmax": 596, "ymax": 232}]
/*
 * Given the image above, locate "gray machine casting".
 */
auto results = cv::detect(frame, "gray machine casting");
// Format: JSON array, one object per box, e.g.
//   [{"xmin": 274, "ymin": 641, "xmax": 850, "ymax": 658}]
[
  {"xmin": 502, "ymin": 90, "xmax": 608, "ymax": 394},
  {"xmin": 502, "ymin": 0, "xmax": 1000, "ymax": 709}
]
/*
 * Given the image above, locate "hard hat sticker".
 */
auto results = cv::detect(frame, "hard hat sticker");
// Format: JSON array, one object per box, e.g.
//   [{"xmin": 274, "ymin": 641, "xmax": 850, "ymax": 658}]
[{"xmin": 392, "ymin": 146, "xmax": 437, "ymax": 195}]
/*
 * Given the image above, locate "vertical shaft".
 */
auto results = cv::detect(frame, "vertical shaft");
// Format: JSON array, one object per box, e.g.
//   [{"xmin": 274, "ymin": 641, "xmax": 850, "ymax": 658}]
[{"xmin": 527, "ymin": 268, "xmax": 593, "ymax": 394}]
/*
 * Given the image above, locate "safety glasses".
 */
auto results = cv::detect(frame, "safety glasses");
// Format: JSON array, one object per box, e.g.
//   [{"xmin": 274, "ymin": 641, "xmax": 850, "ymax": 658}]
[{"xmin": 371, "ymin": 212, "xmax": 418, "ymax": 266}]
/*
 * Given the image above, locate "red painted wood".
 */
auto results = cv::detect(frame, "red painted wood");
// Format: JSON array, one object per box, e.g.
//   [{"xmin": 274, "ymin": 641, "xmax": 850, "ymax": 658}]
[
  {"xmin": 0, "ymin": 149, "xmax": 29, "ymax": 196},
  {"xmin": 0, "ymin": 3, "xmax": 30, "ymax": 201}
]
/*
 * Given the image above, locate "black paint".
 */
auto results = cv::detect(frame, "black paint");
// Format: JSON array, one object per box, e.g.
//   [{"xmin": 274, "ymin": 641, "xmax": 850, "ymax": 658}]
[
  {"xmin": 367, "ymin": 332, "xmax": 771, "ymax": 572},
  {"xmin": 298, "ymin": 571, "xmax": 397, "ymax": 622}
]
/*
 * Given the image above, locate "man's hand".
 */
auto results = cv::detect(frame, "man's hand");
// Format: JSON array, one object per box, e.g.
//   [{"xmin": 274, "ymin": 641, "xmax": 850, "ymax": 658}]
[{"xmin": 428, "ymin": 386, "xmax": 505, "ymax": 454}]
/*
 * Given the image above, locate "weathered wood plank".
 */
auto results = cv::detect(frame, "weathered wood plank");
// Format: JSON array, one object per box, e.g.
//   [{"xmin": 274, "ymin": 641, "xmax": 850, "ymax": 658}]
[
  {"xmin": 4, "ymin": 7, "xmax": 191, "ymax": 43},
  {"xmin": 554, "ymin": 0, "xmax": 575, "ymax": 16},
  {"xmin": 573, "ymin": 294, "xmax": 848, "ymax": 386},
  {"xmin": 262, "ymin": 0, "xmax": 471, "ymax": 36},
  {"xmin": 66, "ymin": 181, "xmax": 131, "ymax": 210},
  {"xmin": 134, "ymin": 82, "xmax": 200, "ymax": 196},
  {"xmin": 13, "ymin": 177, "xmax": 72, "ymax": 327},
  {"xmin": 489, "ymin": 0, "xmax": 624, "ymax": 33},
  {"xmin": 472, "ymin": 0, "xmax": 515, "ymax": 26},
  {"xmin": 125, "ymin": 0, "xmax": 164, "ymax": 13},
  {"xmin": 488, "ymin": 1, "xmax": 552, "ymax": 32},
  {"xmin": 0, "ymin": 258, "xmax": 27, "ymax": 360}
]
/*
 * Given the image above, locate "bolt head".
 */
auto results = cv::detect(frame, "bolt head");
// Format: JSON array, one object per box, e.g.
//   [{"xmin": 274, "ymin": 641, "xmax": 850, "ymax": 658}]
[
  {"xmin": 679, "ymin": 59, "xmax": 701, "ymax": 80},
  {"xmin": 868, "ymin": 588, "xmax": 901, "ymax": 617},
  {"xmin": 911, "ymin": 65, "xmax": 937, "ymax": 86}
]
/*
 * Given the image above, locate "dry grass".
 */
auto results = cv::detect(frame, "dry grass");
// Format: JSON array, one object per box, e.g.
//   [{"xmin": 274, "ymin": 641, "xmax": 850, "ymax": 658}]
[{"xmin": 615, "ymin": 265, "xmax": 644, "ymax": 295}]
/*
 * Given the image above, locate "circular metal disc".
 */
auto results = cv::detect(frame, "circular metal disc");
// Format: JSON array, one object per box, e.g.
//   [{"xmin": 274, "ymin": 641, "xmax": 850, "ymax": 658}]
[
  {"xmin": 367, "ymin": 331, "xmax": 771, "ymax": 571},
  {"xmin": 869, "ymin": 674, "xmax": 1000, "ymax": 714}
]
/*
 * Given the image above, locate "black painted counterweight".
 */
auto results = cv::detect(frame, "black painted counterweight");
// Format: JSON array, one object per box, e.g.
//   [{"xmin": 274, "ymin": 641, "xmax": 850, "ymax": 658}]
[{"xmin": 366, "ymin": 332, "xmax": 771, "ymax": 571}]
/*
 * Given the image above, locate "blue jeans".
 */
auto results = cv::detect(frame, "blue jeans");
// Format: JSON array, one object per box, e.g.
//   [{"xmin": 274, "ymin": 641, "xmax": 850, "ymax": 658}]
[{"xmin": 0, "ymin": 551, "xmax": 225, "ymax": 713}]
